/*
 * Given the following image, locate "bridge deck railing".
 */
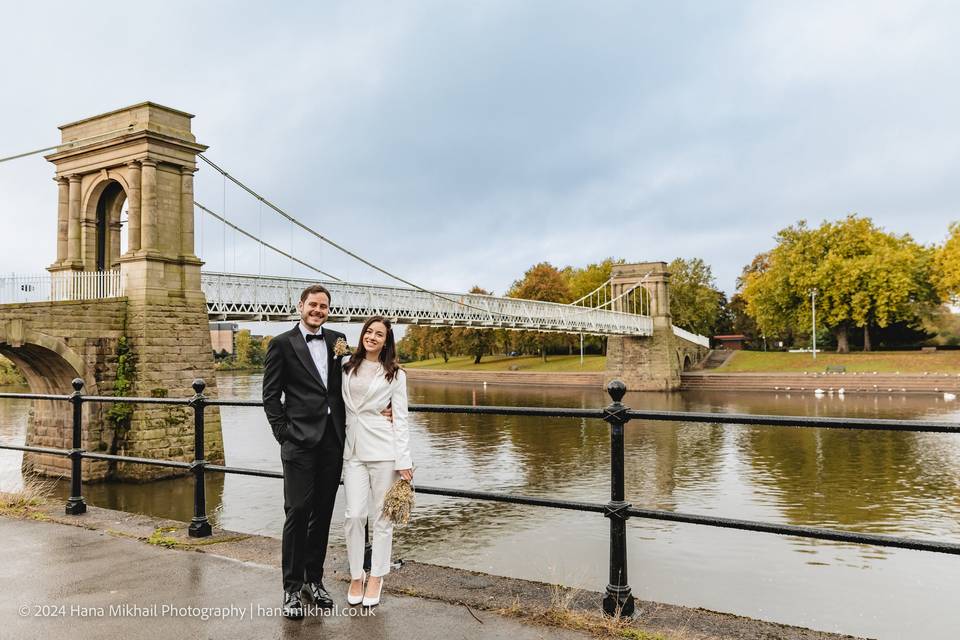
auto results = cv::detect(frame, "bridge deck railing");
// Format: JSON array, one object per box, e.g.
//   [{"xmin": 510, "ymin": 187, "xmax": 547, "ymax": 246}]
[
  {"xmin": 2, "ymin": 380, "xmax": 958, "ymax": 617},
  {"xmin": 0, "ymin": 271, "xmax": 123, "ymax": 304},
  {"xmin": 200, "ymin": 272, "xmax": 656, "ymax": 336}
]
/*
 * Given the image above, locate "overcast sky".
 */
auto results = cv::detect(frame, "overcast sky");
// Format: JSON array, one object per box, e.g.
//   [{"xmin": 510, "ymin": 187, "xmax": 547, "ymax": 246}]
[{"xmin": 2, "ymin": 1, "xmax": 958, "ymax": 307}]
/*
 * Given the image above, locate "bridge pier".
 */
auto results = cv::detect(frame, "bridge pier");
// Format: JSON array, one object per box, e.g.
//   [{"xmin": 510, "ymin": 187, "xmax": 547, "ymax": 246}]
[
  {"xmin": 605, "ymin": 322, "xmax": 681, "ymax": 392},
  {"xmin": 0, "ymin": 103, "xmax": 225, "ymax": 481},
  {"xmin": 603, "ymin": 262, "xmax": 695, "ymax": 392}
]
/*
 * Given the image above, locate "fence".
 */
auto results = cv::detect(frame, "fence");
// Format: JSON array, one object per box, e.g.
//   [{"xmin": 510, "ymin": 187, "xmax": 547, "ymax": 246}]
[
  {"xmin": 0, "ymin": 271, "xmax": 123, "ymax": 304},
  {"xmin": 2, "ymin": 379, "xmax": 960, "ymax": 617}
]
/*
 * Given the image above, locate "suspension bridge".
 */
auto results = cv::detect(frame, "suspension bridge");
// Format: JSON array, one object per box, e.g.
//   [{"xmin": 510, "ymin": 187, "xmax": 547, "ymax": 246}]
[
  {"xmin": 0, "ymin": 269, "xmax": 665, "ymax": 337},
  {"xmin": 0, "ymin": 102, "xmax": 709, "ymax": 481},
  {"xmin": 0, "ymin": 102, "xmax": 708, "ymax": 342}
]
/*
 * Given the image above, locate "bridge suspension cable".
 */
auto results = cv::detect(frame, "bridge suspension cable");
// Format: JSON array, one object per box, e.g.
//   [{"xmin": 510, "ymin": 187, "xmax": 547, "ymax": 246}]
[
  {"xmin": 196, "ymin": 154, "xmax": 505, "ymax": 317},
  {"xmin": 194, "ymin": 201, "xmax": 341, "ymax": 281},
  {"xmin": 602, "ymin": 280, "xmax": 649, "ymax": 315},
  {"xmin": 569, "ymin": 277, "xmax": 613, "ymax": 308},
  {"xmin": 570, "ymin": 273, "xmax": 651, "ymax": 316},
  {"xmin": 0, "ymin": 126, "xmax": 137, "ymax": 164}
]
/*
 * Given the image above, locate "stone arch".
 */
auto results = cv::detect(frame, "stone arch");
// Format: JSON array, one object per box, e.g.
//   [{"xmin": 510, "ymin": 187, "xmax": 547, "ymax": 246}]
[
  {"xmin": 683, "ymin": 354, "xmax": 692, "ymax": 371},
  {"xmin": 82, "ymin": 170, "xmax": 132, "ymax": 212},
  {"xmin": 0, "ymin": 329, "xmax": 88, "ymax": 392},
  {"xmin": 0, "ymin": 330, "xmax": 108, "ymax": 479}
]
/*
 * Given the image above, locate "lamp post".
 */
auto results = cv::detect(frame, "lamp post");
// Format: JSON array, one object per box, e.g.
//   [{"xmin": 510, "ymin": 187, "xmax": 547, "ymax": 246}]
[{"xmin": 810, "ymin": 288, "xmax": 817, "ymax": 360}]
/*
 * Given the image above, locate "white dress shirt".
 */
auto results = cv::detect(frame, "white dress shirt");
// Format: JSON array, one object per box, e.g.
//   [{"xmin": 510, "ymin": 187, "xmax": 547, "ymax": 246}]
[{"xmin": 299, "ymin": 322, "xmax": 330, "ymax": 412}]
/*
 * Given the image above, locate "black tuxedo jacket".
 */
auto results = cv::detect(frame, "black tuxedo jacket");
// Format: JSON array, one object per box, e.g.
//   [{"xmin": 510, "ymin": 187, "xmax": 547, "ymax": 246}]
[{"xmin": 262, "ymin": 324, "xmax": 347, "ymax": 449}]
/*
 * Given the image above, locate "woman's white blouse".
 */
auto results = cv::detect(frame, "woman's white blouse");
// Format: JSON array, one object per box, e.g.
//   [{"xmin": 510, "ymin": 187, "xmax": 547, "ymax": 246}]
[{"xmin": 347, "ymin": 359, "xmax": 378, "ymax": 403}]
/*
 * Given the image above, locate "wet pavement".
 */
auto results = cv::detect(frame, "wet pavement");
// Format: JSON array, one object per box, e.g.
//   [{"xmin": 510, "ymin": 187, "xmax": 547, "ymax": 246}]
[{"xmin": 0, "ymin": 517, "xmax": 583, "ymax": 640}]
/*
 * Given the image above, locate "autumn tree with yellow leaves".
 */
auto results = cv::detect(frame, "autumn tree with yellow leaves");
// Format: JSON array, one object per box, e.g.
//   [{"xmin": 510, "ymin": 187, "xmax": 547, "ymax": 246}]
[{"xmin": 741, "ymin": 215, "xmax": 936, "ymax": 352}]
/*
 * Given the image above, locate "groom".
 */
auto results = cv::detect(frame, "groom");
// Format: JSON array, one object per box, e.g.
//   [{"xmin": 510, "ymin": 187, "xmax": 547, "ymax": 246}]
[{"xmin": 262, "ymin": 284, "xmax": 347, "ymax": 619}]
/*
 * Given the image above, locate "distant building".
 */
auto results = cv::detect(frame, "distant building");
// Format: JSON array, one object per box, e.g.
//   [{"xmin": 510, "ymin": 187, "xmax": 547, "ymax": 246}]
[
  {"xmin": 210, "ymin": 322, "xmax": 238, "ymax": 356},
  {"xmin": 712, "ymin": 334, "xmax": 747, "ymax": 350}
]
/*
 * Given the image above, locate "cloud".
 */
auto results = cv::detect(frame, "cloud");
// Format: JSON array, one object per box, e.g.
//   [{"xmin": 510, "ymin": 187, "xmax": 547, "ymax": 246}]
[{"xmin": 2, "ymin": 0, "xmax": 958, "ymax": 302}]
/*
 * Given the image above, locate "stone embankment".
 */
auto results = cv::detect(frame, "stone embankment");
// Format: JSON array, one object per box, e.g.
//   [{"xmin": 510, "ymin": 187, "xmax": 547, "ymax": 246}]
[
  {"xmin": 682, "ymin": 372, "xmax": 960, "ymax": 394},
  {"xmin": 407, "ymin": 368, "xmax": 960, "ymax": 395},
  {"xmin": 404, "ymin": 369, "xmax": 604, "ymax": 388}
]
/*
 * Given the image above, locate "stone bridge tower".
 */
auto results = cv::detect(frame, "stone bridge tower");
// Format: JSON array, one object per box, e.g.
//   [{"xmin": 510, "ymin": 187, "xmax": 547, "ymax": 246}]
[
  {"xmin": 605, "ymin": 261, "xmax": 684, "ymax": 391},
  {"xmin": 0, "ymin": 103, "xmax": 224, "ymax": 481}
]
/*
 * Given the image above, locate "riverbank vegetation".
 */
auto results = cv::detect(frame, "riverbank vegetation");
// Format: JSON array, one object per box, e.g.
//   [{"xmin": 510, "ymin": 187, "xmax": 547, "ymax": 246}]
[
  {"xmin": 215, "ymin": 330, "xmax": 269, "ymax": 372},
  {"xmin": 404, "ymin": 355, "xmax": 607, "ymax": 372},
  {"xmin": 403, "ymin": 351, "xmax": 960, "ymax": 374},
  {"xmin": 740, "ymin": 215, "xmax": 960, "ymax": 352},
  {"xmin": 718, "ymin": 350, "xmax": 960, "ymax": 373},
  {"xmin": 398, "ymin": 258, "xmax": 725, "ymax": 364},
  {"xmin": 0, "ymin": 355, "xmax": 25, "ymax": 385},
  {"xmin": 397, "ymin": 216, "xmax": 960, "ymax": 362}
]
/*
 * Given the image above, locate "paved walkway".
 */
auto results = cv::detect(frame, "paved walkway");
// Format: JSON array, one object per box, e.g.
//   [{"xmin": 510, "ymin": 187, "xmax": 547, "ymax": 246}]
[{"xmin": 0, "ymin": 517, "xmax": 584, "ymax": 640}]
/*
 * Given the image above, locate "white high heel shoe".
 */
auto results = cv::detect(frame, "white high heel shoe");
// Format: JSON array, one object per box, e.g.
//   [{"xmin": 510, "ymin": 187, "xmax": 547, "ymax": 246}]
[
  {"xmin": 362, "ymin": 576, "xmax": 383, "ymax": 607},
  {"xmin": 347, "ymin": 571, "xmax": 366, "ymax": 606}
]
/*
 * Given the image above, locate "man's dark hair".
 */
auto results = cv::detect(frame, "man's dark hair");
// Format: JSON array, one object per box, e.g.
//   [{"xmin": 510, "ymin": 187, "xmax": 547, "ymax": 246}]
[{"xmin": 299, "ymin": 284, "xmax": 331, "ymax": 304}]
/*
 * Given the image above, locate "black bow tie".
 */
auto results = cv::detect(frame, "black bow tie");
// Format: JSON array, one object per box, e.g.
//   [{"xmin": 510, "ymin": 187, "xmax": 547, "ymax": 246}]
[{"xmin": 305, "ymin": 333, "xmax": 323, "ymax": 343}]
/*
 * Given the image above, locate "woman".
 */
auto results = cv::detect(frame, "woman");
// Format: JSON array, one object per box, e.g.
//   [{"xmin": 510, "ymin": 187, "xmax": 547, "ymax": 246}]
[{"xmin": 341, "ymin": 316, "xmax": 413, "ymax": 607}]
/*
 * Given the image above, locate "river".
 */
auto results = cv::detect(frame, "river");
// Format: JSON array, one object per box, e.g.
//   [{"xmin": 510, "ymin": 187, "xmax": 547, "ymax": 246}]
[{"xmin": 2, "ymin": 373, "xmax": 959, "ymax": 639}]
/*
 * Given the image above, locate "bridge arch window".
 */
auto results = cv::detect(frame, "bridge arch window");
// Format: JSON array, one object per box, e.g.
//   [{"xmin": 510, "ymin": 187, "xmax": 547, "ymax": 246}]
[{"xmin": 86, "ymin": 180, "xmax": 127, "ymax": 272}]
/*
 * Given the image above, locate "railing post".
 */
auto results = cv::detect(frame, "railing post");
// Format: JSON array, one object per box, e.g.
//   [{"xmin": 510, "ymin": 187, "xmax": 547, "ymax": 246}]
[
  {"xmin": 188, "ymin": 379, "xmax": 212, "ymax": 537},
  {"xmin": 602, "ymin": 379, "xmax": 635, "ymax": 617},
  {"xmin": 65, "ymin": 378, "xmax": 87, "ymax": 515}
]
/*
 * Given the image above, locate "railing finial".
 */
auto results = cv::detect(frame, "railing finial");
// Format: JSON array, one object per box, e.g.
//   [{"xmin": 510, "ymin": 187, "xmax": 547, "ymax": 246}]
[{"xmin": 606, "ymin": 379, "xmax": 626, "ymax": 403}]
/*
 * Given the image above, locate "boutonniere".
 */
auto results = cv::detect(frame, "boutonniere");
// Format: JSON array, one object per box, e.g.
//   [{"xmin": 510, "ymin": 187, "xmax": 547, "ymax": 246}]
[{"xmin": 333, "ymin": 337, "xmax": 351, "ymax": 358}]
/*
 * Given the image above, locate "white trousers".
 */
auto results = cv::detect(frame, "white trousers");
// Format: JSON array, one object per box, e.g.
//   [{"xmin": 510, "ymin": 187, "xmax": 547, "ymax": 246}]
[{"xmin": 343, "ymin": 458, "xmax": 398, "ymax": 579}]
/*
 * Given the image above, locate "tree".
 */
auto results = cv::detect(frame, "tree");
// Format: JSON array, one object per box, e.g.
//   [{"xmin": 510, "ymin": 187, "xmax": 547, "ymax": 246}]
[
  {"xmin": 564, "ymin": 258, "xmax": 625, "ymax": 302},
  {"xmin": 509, "ymin": 263, "xmax": 571, "ymax": 361},
  {"xmin": 933, "ymin": 222, "xmax": 960, "ymax": 303},
  {"xmin": 249, "ymin": 335, "xmax": 267, "ymax": 366},
  {"xmin": 510, "ymin": 262, "xmax": 571, "ymax": 303},
  {"xmin": 563, "ymin": 258, "xmax": 624, "ymax": 356},
  {"xmin": 433, "ymin": 327, "xmax": 454, "ymax": 363},
  {"xmin": 741, "ymin": 215, "xmax": 934, "ymax": 353},
  {"xmin": 234, "ymin": 329, "xmax": 252, "ymax": 365},
  {"xmin": 667, "ymin": 257, "xmax": 724, "ymax": 337},
  {"xmin": 721, "ymin": 293, "xmax": 761, "ymax": 347},
  {"xmin": 453, "ymin": 286, "xmax": 496, "ymax": 364}
]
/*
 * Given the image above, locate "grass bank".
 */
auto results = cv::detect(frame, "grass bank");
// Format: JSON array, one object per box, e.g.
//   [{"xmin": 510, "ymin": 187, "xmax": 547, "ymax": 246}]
[
  {"xmin": 403, "ymin": 355, "xmax": 607, "ymax": 372},
  {"xmin": 718, "ymin": 350, "xmax": 960, "ymax": 373}
]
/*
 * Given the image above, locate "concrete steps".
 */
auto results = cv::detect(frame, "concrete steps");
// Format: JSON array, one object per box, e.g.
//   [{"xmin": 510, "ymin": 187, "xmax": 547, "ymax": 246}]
[{"xmin": 690, "ymin": 349, "xmax": 735, "ymax": 370}]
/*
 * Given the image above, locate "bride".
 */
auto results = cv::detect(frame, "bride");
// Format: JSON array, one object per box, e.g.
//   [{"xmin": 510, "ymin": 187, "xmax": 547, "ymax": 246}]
[{"xmin": 341, "ymin": 316, "xmax": 414, "ymax": 607}]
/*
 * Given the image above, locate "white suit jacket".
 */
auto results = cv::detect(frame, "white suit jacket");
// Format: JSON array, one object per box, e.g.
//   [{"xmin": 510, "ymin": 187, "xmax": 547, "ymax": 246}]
[{"xmin": 341, "ymin": 359, "xmax": 412, "ymax": 470}]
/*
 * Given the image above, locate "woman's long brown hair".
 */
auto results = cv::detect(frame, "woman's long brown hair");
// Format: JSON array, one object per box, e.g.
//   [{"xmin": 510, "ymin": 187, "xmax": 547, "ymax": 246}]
[{"xmin": 343, "ymin": 316, "xmax": 401, "ymax": 382}]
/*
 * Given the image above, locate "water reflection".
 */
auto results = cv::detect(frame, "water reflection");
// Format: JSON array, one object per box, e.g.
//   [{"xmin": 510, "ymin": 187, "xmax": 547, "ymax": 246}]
[{"xmin": 2, "ymin": 378, "xmax": 960, "ymax": 639}]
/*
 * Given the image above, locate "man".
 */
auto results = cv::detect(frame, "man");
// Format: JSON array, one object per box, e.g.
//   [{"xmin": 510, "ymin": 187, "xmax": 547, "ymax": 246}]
[{"xmin": 262, "ymin": 284, "xmax": 346, "ymax": 619}]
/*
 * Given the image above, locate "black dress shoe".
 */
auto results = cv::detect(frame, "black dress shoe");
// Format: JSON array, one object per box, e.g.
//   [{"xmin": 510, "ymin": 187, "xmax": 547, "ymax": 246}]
[
  {"xmin": 283, "ymin": 591, "xmax": 304, "ymax": 620},
  {"xmin": 303, "ymin": 581, "xmax": 334, "ymax": 608}
]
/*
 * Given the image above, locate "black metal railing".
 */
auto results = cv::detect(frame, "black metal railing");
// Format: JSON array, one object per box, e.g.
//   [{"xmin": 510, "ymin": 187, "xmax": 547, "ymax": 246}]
[{"xmin": 2, "ymin": 379, "xmax": 960, "ymax": 618}]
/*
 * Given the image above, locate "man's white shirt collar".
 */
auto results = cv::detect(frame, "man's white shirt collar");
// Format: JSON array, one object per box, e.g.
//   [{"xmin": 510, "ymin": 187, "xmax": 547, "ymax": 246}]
[{"xmin": 298, "ymin": 322, "xmax": 323, "ymax": 340}]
